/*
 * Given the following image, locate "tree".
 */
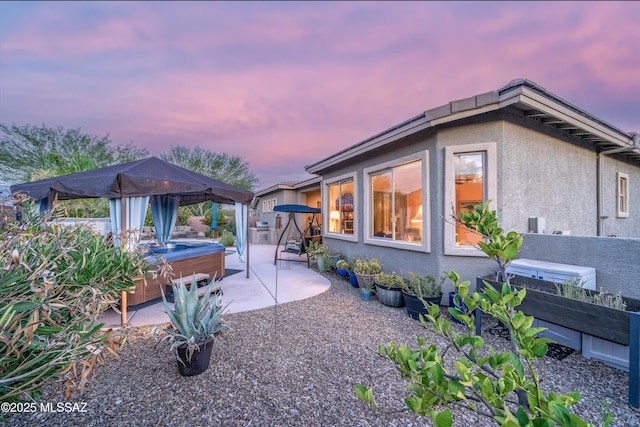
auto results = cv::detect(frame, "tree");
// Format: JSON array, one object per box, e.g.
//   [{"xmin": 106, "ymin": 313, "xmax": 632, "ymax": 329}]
[
  {"xmin": 160, "ymin": 145, "xmax": 258, "ymax": 192},
  {"xmin": 0, "ymin": 123, "xmax": 149, "ymax": 183},
  {"xmin": 355, "ymin": 201, "xmax": 607, "ymax": 426}
]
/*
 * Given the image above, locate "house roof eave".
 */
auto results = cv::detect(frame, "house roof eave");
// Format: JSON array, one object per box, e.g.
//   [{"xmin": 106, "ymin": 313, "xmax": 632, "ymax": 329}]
[
  {"xmin": 305, "ymin": 114, "xmax": 430, "ymax": 175},
  {"xmin": 305, "ymin": 79, "xmax": 640, "ymax": 174}
]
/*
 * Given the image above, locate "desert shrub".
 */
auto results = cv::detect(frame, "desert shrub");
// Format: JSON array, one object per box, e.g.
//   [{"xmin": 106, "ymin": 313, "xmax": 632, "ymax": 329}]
[
  {"xmin": 219, "ymin": 230, "xmax": 235, "ymax": 247},
  {"xmin": 0, "ymin": 204, "xmax": 151, "ymax": 404}
]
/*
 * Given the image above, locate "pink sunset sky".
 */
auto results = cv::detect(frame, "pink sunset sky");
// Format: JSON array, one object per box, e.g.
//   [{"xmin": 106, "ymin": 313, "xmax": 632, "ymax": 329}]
[{"xmin": 1, "ymin": 1, "xmax": 639, "ymax": 189}]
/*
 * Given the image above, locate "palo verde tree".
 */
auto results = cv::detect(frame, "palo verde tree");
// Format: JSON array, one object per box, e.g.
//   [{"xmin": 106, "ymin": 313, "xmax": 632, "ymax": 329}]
[
  {"xmin": 160, "ymin": 145, "xmax": 258, "ymax": 192},
  {"xmin": 160, "ymin": 145, "xmax": 258, "ymax": 218}
]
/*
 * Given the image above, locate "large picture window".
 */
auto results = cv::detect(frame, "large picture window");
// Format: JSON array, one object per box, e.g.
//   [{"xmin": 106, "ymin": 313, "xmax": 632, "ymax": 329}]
[
  {"xmin": 444, "ymin": 142, "xmax": 497, "ymax": 256},
  {"xmin": 371, "ymin": 161, "xmax": 422, "ymax": 243},
  {"xmin": 364, "ymin": 151, "xmax": 430, "ymax": 252},
  {"xmin": 326, "ymin": 177, "xmax": 354, "ymax": 235}
]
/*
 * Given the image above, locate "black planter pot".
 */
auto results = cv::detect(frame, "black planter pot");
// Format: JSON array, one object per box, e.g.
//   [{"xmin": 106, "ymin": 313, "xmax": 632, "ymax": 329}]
[
  {"xmin": 376, "ymin": 283, "xmax": 404, "ymax": 307},
  {"xmin": 403, "ymin": 291, "xmax": 442, "ymax": 320},
  {"xmin": 176, "ymin": 336, "xmax": 215, "ymax": 377}
]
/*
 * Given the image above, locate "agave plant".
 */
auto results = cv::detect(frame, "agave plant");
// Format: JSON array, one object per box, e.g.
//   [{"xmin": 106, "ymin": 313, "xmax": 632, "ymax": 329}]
[{"xmin": 152, "ymin": 276, "xmax": 230, "ymax": 362}]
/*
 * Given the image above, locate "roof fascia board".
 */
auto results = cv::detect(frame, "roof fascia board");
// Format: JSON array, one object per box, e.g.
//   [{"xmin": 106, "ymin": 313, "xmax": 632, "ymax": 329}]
[
  {"xmin": 428, "ymin": 103, "xmax": 502, "ymax": 127},
  {"xmin": 306, "ymin": 117, "xmax": 430, "ymax": 174},
  {"xmin": 515, "ymin": 87, "xmax": 631, "ymax": 147},
  {"xmin": 254, "ymin": 183, "xmax": 295, "ymax": 197}
]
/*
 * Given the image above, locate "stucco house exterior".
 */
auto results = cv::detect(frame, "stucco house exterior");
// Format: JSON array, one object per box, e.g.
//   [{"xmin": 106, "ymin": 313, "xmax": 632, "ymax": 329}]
[
  {"xmin": 303, "ymin": 78, "xmax": 639, "ymax": 286},
  {"xmin": 251, "ymin": 176, "xmax": 321, "ymax": 244}
]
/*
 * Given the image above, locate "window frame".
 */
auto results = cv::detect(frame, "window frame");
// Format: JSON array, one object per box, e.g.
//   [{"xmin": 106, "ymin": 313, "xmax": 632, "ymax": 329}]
[
  {"xmin": 322, "ymin": 172, "xmax": 358, "ymax": 242},
  {"xmin": 363, "ymin": 151, "xmax": 430, "ymax": 252},
  {"xmin": 617, "ymin": 172, "xmax": 629, "ymax": 218},
  {"xmin": 262, "ymin": 198, "xmax": 277, "ymax": 213},
  {"xmin": 444, "ymin": 142, "xmax": 497, "ymax": 256}
]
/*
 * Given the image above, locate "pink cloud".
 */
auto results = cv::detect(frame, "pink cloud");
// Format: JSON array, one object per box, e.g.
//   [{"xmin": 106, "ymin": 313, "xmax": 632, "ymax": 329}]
[{"xmin": 1, "ymin": 1, "xmax": 638, "ymax": 188}]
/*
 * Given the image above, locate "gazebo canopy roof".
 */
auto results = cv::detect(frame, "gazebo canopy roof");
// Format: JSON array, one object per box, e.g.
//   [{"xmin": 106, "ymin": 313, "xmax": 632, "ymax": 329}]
[{"xmin": 11, "ymin": 157, "xmax": 254, "ymax": 206}]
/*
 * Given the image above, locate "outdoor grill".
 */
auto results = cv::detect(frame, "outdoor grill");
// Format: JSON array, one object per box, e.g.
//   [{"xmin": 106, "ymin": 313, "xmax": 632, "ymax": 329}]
[
  {"xmin": 255, "ymin": 221, "xmax": 270, "ymax": 231},
  {"xmin": 252, "ymin": 221, "xmax": 271, "ymax": 244}
]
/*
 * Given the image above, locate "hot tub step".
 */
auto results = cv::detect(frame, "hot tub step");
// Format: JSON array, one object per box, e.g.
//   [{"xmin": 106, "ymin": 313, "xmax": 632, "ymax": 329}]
[{"xmin": 170, "ymin": 273, "xmax": 222, "ymax": 297}]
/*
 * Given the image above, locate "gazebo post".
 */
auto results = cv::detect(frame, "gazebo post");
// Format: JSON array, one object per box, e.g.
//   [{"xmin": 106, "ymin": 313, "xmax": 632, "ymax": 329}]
[
  {"xmin": 120, "ymin": 197, "xmax": 128, "ymax": 326},
  {"xmin": 246, "ymin": 206, "xmax": 250, "ymax": 278}
]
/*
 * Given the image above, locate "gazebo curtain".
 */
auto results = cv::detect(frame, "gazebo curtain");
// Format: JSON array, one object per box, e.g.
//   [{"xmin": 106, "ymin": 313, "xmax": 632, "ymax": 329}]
[
  {"xmin": 235, "ymin": 203, "xmax": 247, "ymax": 262},
  {"xmin": 35, "ymin": 197, "xmax": 49, "ymax": 214},
  {"xmin": 150, "ymin": 195, "xmax": 180, "ymax": 243},
  {"xmin": 109, "ymin": 196, "xmax": 149, "ymax": 249}
]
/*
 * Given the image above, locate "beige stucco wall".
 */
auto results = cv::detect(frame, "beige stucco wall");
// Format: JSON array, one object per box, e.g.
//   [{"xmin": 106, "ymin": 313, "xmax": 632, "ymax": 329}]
[{"xmin": 500, "ymin": 121, "xmax": 598, "ymax": 236}]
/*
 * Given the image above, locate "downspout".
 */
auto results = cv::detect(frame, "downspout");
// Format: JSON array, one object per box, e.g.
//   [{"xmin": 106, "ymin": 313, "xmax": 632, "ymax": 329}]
[{"xmin": 597, "ymin": 132, "xmax": 639, "ymax": 236}]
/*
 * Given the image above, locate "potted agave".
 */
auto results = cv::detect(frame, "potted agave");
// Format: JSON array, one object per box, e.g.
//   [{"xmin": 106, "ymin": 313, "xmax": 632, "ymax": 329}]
[
  {"xmin": 402, "ymin": 272, "xmax": 445, "ymax": 320},
  {"xmin": 353, "ymin": 258, "xmax": 382, "ymax": 289},
  {"xmin": 374, "ymin": 271, "xmax": 405, "ymax": 307},
  {"xmin": 152, "ymin": 276, "xmax": 229, "ymax": 376},
  {"xmin": 361, "ymin": 280, "xmax": 376, "ymax": 301}
]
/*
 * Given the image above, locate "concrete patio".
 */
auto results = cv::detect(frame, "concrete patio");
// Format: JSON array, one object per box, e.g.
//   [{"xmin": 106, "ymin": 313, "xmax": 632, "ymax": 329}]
[{"xmin": 98, "ymin": 244, "xmax": 331, "ymax": 328}]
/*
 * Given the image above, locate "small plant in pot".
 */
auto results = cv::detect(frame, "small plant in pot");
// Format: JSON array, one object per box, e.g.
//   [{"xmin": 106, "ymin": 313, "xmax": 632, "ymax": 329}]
[
  {"xmin": 310, "ymin": 243, "xmax": 330, "ymax": 272},
  {"xmin": 335, "ymin": 259, "xmax": 351, "ymax": 277},
  {"xmin": 361, "ymin": 280, "xmax": 376, "ymax": 301},
  {"xmin": 374, "ymin": 271, "xmax": 405, "ymax": 307},
  {"xmin": 353, "ymin": 258, "xmax": 382, "ymax": 289},
  {"xmin": 403, "ymin": 273, "xmax": 445, "ymax": 320},
  {"xmin": 327, "ymin": 251, "xmax": 343, "ymax": 269},
  {"xmin": 152, "ymin": 276, "xmax": 230, "ymax": 376}
]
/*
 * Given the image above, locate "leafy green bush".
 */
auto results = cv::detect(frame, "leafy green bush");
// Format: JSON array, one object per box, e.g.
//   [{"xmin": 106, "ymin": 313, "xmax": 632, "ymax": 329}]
[
  {"xmin": 202, "ymin": 207, "xmax": 233, "ymax": 237},
  {"xmin": 0, "ymin": 205, "xmax": 151, "ymax": 404},
  {"xmin": 219, "ymin": 230, "xmax": 235, "ymax": 247},
  {"xmin": 355, "ymin": 201, "xmax": 601, "ymax": 426}
]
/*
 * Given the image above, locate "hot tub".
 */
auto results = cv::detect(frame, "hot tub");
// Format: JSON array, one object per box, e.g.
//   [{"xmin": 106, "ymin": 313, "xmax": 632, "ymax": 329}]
[{"xmin": 128, "ymin": 241, "xmax": 226, "ymax": 306}]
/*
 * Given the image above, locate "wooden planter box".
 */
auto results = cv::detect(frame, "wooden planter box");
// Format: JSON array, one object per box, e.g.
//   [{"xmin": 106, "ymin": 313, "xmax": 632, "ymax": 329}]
[
  {"xmin": 476, "ymin": 275, "xmax": 640, "ymax": 408},
  {"xmin": 481, "ymin": 275, "xmax": 640, "ymax": 344}
]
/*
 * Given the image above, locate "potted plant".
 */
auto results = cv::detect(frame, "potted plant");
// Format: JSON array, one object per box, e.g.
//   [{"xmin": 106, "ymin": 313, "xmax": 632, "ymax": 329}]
[
  {"xmin": 361, "ymin": 280, "xmax": 376, "ymax": 301},
  {"xmin": 353, "ymin": 258, "xmax": 382, "ymax": 289},
  {"xmin": 328, "ymin": 251, "xmax": 343, "ymax": 269},
  {"xmin": 335, "ymin": 259, "xmax": 351, "ymax": 277},
  {"xmin": 152, "ymin": 276, "xmax": 230, "ymax": 376},
  {"xmin": 402, "ymin": 272, "xmax": 445, "ymax": 320},
  {"xmin": 309, "ymin": 242, "xmax": 330, "ymax": 272},
  {"xmin": 374, "ymin": 271, "xmax": 405, "ymax": 307},
  {"xmin": 347, "ymin": 266, "xmax": 359, "ymax": 288}
]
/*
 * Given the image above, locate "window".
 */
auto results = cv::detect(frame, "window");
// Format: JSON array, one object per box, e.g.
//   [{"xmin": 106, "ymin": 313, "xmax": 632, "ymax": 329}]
[
  {"xmin": 444, "ymin": 142, "xmax": 496, "ymax": 256},
  {"xmin": 324, "ymin": 174, "xmax": 356, "ymax": 239},
  {"xmin": 617, "ymin": 172, "xmax": 629, "ymax": 218},
  {"xmin": 454, "ymin": 152, "xmax": 485, "ymax": 247},
  {"xmin": 262, "ymin": 198, "xmax": 277, "ymax": 213},
  {"xmin": 364, "ymin": 151, "xmax": 430, "ymax": 252}
]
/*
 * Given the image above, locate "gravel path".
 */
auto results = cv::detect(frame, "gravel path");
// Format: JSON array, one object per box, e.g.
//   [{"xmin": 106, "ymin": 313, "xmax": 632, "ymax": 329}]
[{"xmin": 6, "ymin": 270, "xmax": 640, "ymax": 426}]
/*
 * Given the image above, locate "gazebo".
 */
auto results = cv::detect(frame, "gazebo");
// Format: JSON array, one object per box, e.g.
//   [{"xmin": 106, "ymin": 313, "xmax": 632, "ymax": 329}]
[{"xmin": 11, "ymin": 157, "xmax": 255, "ymax": 323}]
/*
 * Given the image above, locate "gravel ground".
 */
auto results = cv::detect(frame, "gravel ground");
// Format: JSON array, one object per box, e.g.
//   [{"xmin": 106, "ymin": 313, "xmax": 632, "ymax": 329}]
[{"xmin": 6, "ymin": 270, "xmax": 640, "ymax": 426}]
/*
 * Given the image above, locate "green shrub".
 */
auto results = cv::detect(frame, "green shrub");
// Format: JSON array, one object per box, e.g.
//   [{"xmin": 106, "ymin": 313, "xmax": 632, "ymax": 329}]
[
  {"xmin": 219, "ymin": 230, "xmax": 235, "ymax": 247},
  {"xmin": 356, "ymin": 201, "xmax": 600, "ymax": 426},
  {"xmin": 202, "ymin": 207, "xmax": 234, "ymax": 237},
  {"xmin": 0, "ymin": 205, "xmax": 151, "ymax": 404}
]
